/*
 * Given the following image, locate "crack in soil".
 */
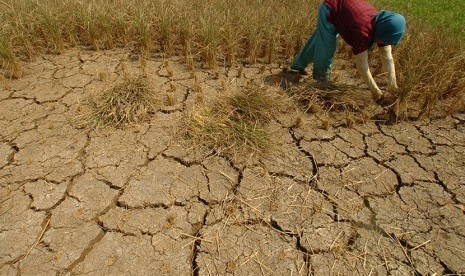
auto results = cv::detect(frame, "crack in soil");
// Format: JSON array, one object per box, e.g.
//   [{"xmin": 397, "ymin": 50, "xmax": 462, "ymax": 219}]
[
  {"xmin": 361, "ymin": 132, "xmax": 407, "ymax": 204},
  {"xmin": 6, "ymin": 144, "xmax": 18, "ymax": 165},
  {"xmin": 61, "ymin": 174, "xmax": 135, "ymax": 274},
  {"xmin": 233, "ymin": 169, "xmax": 244, "ymax": 194},
  {"xmin": 268, "ymin": 218, "xmax": 315, "ymax": 275},
  {"xmin": 19, "ymin": 177, "xmax": 70, "ymax": 211},
  {"xmin": 11, "ymin": 213, "xmax": 52, "ymax": 274},
  {"xmin": 159, "ymin": 108, "xmax": 183, "ymax": 115},
  {"xmin": 60, "ymin": 231, "xmax": 106, "ymax": 275},
  {"xmin": 191, "ymin": 209, "xmax": 208, "ymax": 276},
  {"xmin": 39, "ymin": 240, "xmax": 55, "ymax": 253},
  {"xmin": 116, "ymin": 201, "xmax": 170, "ymax": 210},
  {"xmin": 268, "ymin": 171, "xmax": 309, "ymax": 184},
  {"xmin": 288, "ymin": 127, "xmax": 319, "ymax": 179},
  {"xmin": 306, "ymin": 185, "xmax": 339, "ymax": 220},
  {"xmin": 390, "ymin": 235, "xmax": 424, "ymax": 276},
  {"xmin": 196, "ymin": 196, "xmax": 211, "ymax": 206},
  {"xmin": 439, "ymin": 260, "xmax": 458, "ymax": 275},
  {"xmin": 161, "ymin": 152, "xmax": 205, "ymax": 168},
  {"xmin": 96, "ymin": 220, "xmax": 136, "ymax": 237},
  {"xmin": 296, "ymin": 236, "xmax": 312, "ymax": 276},
  {"xmin": 432, "ymin": 172, "xmax": 461, "ymax": 207},
  {"xmin": 34, "ymin": 173, "xmax": 83, "ymax": 213},
  {"xmin": 98, "ymin": 179, "xmax": 123, "ymax": 191},
  {"xmin": 67, "ymin": 193, "xmax": 82, "ymax": 203},
  {"xmin": 9, "ymin": 96, "xmax": 44, "ymax": 107},
  {"xmin": 21, "ymin": 187, "xmax": 35, "ymax": 210},
  {"xmin": 414, "ymin": 124, "xmax": 440, "ymax": 150},
  {"xmin": 358, "ymin": 198, "xmax": 391, "ymax": 239},
  {"xmin": 217, "ymin": 156, "xmax": 243, "ymax": 194},
  {"xmin": 91, "ymin": 189, "xmax": 126, "ymax": 222}
]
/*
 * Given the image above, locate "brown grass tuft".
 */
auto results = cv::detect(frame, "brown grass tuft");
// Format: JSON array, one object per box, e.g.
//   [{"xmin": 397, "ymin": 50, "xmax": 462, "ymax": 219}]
[
  {"xmin": 186, "ymin": 83, "xmax": 292, "ymax": 159},
  {"xmin": 90, "ymin": 75, "xmax": 158, "ymax": 128},
  {"xmin": 345, "ymin": 111, "xmax": 356, "ymax": 128},
  {"xmin": 320, "ymin": 114, "xmax": 330, "ymax": 130}
]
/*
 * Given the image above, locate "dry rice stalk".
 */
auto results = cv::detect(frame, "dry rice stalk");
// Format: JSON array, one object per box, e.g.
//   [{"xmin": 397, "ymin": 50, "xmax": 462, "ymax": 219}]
[
  {"xmin": 90, "ymin": 75, "xmax": 158, "ymax": 128},
  {"xmin": 185, "ymin": 83, "xmax": 293, "ymax": 160}
]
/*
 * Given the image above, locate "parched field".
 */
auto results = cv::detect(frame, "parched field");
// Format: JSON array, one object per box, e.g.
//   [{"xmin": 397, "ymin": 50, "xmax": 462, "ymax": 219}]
[
  {"xmin": 1, "ymin": 48, "xmax": 464, "ymax": 275},
  {"xmin": 1, "ymin": 0, "xmax": 465, "ymax": 275}
]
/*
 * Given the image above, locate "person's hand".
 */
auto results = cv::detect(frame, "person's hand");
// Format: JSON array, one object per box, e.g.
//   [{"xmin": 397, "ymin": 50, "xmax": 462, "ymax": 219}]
[
  {"xmin": 371, "ymin": 88, "xmax": 383, "ymax": 101},
  {"xmin": 376, "ymin": 92, "xmax": 399, "ymax": 107}
]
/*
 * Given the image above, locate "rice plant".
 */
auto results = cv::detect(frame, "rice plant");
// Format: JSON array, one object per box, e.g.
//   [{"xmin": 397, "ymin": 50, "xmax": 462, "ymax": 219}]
[
  {"xmin": 0, "ymin": 0, "xmax": 463, "ymax": 116},
  {"xmin": 0, "ymin": 31, "xmax": 21, "ymax": 78},
  {"xmin": 394, "ymin": 21, "xmax": 465, "ymax": 117}
]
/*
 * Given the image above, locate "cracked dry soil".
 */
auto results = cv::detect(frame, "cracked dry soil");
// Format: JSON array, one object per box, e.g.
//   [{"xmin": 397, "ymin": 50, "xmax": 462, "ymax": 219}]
[{"xmin": 1, "ymin": 48, "xmax": 465, "ymax": 276}]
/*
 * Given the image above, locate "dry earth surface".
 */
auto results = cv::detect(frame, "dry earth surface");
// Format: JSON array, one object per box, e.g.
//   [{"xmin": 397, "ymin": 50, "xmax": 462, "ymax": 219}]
[{"xmin": 1, "ymin": 48, "xmax": 465, "ymax": 275}]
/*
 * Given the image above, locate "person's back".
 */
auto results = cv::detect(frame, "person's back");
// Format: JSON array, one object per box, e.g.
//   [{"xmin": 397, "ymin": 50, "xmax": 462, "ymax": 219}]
[{"xmin": 324, "ymin": 0, "xmax": 378, "ymax": 54}]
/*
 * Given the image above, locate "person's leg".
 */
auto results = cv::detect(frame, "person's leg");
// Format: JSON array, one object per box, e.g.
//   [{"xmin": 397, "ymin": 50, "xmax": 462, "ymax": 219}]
[
  {"xmin": 291, "ymin": 3, "xmax": 338, "ymax": 80},
  {"xmin": 312, "ymin": 4, "xmax": 338, "ymax": 81},
  {"xmin": 290, "ymin": 32, "xmax": 316, "ymax": 72}
]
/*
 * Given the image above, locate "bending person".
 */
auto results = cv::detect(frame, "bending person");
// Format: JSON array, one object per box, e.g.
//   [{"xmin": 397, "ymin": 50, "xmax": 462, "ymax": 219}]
[{"xmin": 291, "ymin": 0, "xmax": 406, "ymax": 102}]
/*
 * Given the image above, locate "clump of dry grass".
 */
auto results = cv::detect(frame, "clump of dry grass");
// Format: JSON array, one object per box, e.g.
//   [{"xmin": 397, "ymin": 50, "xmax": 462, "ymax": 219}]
[
  {"xmin": 289, "ymin": 80, "xmax": 383, "ymax": 126},
  {"xmin": 90, "ymin": 75, "xmax": 158, "ymax": 128},
  {"xmin": 186, "ymin": 83, "xmax": 291, "ymax": 159},
  {"xmin": 226, "ymin": 85, "xmax": 281, "ymax": 123},
  {"xmin": 189, "ymin": 110, "xmax": 269, "ymax": 157},
  {"xmin": 0, "ymin": 32, "xmax": 21, "ymax": 78}
]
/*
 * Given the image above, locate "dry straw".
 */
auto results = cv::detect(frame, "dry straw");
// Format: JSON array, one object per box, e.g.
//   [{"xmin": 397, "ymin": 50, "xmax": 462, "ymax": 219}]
[
  {"xmin": 90, "ymin": 75, "xmax": 158, "ymax": 128},
  {"xmin": 186, "ymin": 83, "xmax": 292, "ymax": 160},
  {"xmin": 0, "ymin": 0, "xmax": 313, "ymax": 73}
]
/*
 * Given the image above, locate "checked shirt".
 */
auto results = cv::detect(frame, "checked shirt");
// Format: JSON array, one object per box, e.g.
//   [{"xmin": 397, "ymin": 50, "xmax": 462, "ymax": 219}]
[{"xmin": 324, "ymin": 0, "xmax": 379, "ymax": 54}]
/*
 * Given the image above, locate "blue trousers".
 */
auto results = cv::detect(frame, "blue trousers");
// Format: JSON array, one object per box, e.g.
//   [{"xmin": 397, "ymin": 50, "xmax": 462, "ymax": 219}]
[{"xmin": 291, "ymin": 3, "xmax": 338, "ymax": 81}]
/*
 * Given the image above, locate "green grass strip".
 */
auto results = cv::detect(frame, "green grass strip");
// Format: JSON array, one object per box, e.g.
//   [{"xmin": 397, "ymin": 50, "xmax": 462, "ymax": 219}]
[{"xmin": 374, "ymin": 0, "xmax": 465, "ymax": 38}]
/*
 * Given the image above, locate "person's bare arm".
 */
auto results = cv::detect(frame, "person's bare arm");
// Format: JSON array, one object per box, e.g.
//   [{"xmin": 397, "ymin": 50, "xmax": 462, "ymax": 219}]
[
  {"xmin": 354, "ymin": 50, "xmax": 383, "ymax": 100},
  {"xmin": 379, "ymin": 45, "xmax": 398, "ymax": 92}
]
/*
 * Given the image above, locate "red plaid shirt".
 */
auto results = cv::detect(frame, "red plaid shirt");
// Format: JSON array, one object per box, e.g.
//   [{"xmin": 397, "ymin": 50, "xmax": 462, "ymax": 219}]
[{"xmin": 324, "ymin": 0, "xmax": 378, "ymax": 54}]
